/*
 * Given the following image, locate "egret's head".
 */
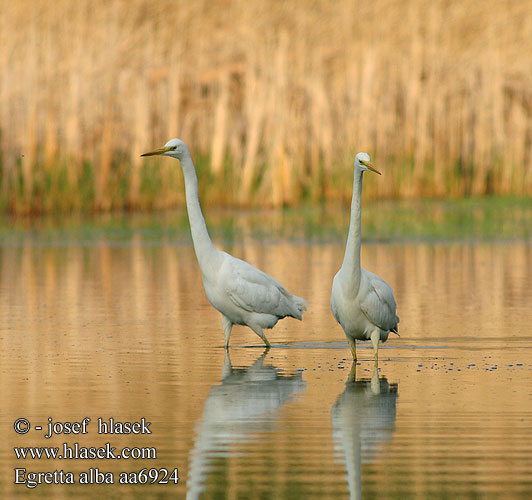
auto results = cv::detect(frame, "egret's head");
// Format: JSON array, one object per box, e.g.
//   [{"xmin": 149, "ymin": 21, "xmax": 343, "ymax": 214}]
[
  {"xmin": 355, "ymin": 152, "xmax": 381, "ymax": 175},
  {"xmin": 141, "ymin": 138, "xmax": 189, "ymax": 160}
]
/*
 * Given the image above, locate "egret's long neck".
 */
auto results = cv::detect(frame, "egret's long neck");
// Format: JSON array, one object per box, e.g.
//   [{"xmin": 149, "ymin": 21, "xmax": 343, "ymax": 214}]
[
  {"xmin": 341, "ymin": 168, "xmax": 363, "ymax": 290},
  {"xmin": 179, "ymin": 152, "xmax": 218, "ymax": 271}
]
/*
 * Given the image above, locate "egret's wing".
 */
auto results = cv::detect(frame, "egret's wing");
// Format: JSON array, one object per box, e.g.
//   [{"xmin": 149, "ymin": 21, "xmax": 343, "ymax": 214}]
[
  {"xmin": 359, "ymin": 270, "xmax": 398, "ymax": 331},
  {"xmin": 224, "ymin": 256, "xmax": 298, "ymax": 317}
]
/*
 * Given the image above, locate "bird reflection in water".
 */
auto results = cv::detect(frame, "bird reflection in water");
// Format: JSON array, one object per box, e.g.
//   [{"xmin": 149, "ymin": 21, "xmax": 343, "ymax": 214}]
[
  {"xmin": 186, "ymin": 349, "xmax": 306, "ymax": 500},
  {"xmin": 331, "ymin": 364, "xmax": 398, "ymax": 500}
]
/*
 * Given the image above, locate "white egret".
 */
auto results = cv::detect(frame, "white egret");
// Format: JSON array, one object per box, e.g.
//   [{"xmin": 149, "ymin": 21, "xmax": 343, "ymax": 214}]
[
  {"xmin": 141, "ymin": 139, "xmax": 307, "ymax": 348},
  {"xmin": 330, "ymin": 153, "xmax": 399, "ymax": 361}
]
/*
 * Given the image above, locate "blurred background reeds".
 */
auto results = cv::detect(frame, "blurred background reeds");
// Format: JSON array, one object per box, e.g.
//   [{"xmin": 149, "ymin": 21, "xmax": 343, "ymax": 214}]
[{"xmin": 1, "ymin": 0, "xmax": 531, "ymax": 213}]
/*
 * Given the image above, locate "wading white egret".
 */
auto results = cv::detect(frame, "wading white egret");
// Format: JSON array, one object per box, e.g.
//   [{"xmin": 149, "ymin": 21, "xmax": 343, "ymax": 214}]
[
  {"xmin": 141, "ymin": 139, "xmax": 307, "ymax": 348},
  {"xmin": 330, "ymin": 153, "xmax": 399, "ymax": 361}
]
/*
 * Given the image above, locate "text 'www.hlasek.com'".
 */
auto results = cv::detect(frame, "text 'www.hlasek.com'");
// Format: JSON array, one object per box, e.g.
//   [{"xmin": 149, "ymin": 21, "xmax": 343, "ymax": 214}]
[{"xmin": 12, "ymin": 417, "xmax": 179, "ymax": 489}]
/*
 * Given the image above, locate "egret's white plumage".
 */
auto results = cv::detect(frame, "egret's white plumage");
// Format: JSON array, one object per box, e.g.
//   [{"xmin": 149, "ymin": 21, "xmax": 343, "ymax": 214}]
[
  {"xmin": 331, "ymin": 153, "xmax": 399, "ymax": 360},
  {"xmin": 142, "ymin": 139, "xmax": 307, "ymax": 348}
]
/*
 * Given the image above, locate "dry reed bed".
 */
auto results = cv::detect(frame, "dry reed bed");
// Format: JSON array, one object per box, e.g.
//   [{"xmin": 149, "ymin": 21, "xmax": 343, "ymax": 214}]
[{"xmin": 0, "ymin": 0, "xmax": 531, "ymax": 212}]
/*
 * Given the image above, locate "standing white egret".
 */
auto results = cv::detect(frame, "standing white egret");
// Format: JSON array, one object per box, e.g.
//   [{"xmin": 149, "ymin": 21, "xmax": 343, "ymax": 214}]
[
  {"xmin": 330, "ymin": 153, "xmax": 399, "ymax": 361},
  {"xmin": 141, "ymin": 139, "xmax": 307, "ymax": 348}
]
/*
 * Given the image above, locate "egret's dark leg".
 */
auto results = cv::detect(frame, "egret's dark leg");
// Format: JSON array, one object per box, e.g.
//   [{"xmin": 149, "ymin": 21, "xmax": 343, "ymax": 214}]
[
  {"xmin": 249, "ymin": 325, "xmax": 271, "ymax": 348},
  {"xmin": 348, "ymin": 338, "xmax": 357, "ymax": 360},
  {"xmin": 222, "ymin": 315, "xmax": 233, "ymax": 349},
  {"xmin": 370, "ymin": 328, "xmax": 380, "ymax": 361}
]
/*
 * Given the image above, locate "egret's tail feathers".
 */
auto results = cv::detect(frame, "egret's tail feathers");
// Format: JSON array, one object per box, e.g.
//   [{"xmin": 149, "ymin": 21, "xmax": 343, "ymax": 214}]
[
  {"xmin": 296, "ymin": 296, "xmax": 308, "ymax": 311},
  {"xmin": 292, "ymin": 295, "xmax": 307, "ymax": 320},
  {"xmin": 279, "ymin": 287, "xmax": 307, "ymax": 320}
]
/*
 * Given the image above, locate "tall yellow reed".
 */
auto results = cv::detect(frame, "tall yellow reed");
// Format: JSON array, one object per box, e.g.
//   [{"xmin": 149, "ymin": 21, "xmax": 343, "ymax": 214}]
[{"xmin": 0, "ymin": 0, "xmax": 530, "ymax": 212}]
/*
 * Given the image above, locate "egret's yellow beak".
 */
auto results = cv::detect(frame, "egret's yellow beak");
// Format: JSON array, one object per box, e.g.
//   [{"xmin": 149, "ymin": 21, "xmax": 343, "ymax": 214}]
[
  {"xmin": 359, "ymin": 159, "xmax": 381, "ymax": 175},
  {"xmin": 140, "ymin": 146, "xmax": 173, "ymax": 157}
]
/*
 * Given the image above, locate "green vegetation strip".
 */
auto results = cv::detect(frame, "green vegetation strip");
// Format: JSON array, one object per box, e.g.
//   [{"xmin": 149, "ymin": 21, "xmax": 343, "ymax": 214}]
[{"xmin": 0, "ymin": 197, "xmax": 530, "ymax": 245}]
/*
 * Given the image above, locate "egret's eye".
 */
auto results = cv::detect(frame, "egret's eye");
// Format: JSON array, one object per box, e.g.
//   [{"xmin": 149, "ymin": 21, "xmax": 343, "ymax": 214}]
[{"xmin": 171, "ymin": 146, "xmax": 178, "ymax": 151}]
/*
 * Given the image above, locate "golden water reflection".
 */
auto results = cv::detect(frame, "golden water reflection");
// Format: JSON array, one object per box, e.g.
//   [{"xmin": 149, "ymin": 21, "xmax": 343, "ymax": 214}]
[
  {"xmin": 187, "ymin": 351, "xmax": 306, "ymax": 500},
  {"xmin": 1, "ymin": 239, "xmax": 531, "ymax": 499},
  {"xmin": 332, "ymin": 365, "xmax": 398, "ymax": 500}
]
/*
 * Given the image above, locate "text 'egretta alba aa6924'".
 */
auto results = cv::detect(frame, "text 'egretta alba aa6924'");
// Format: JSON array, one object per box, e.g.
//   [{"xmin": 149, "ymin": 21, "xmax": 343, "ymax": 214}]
[
  {"xmin": 330, "ymin": 153, "xmax": 399, "ymax": 361},
  {"xmin": 141, "ymin": 139, "xmax": 307, "ymax": 348}
]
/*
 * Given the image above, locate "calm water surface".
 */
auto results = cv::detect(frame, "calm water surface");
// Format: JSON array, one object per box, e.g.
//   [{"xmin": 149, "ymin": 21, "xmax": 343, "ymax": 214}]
[{"xmin": 1, "ymin": 222, "xmax": 531, "ymax": 499}]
